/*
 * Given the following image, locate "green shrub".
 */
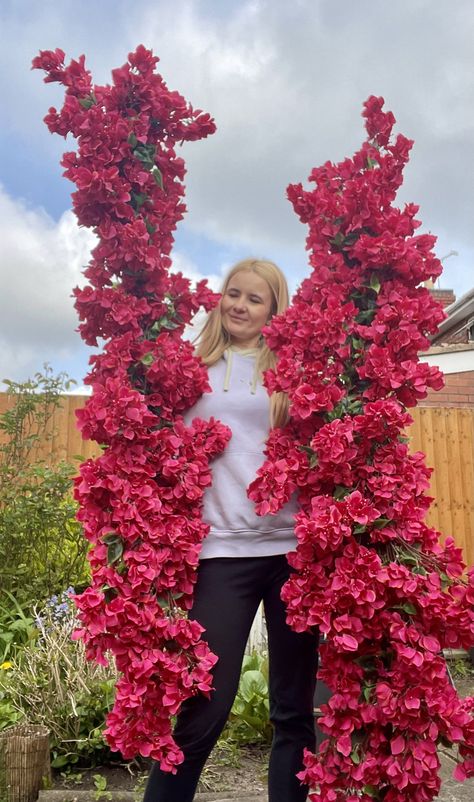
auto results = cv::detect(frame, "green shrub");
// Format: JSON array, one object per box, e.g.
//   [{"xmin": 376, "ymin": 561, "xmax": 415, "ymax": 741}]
[
  {"xmin": 0, "ymin": 591, "xmax": 38, "ymax": 663},
  {"xmin": 0, "ymin": 366, "xmax": 89, "ymax": 607},
  {"xmin": 0, "ymin": 671, "xmax": 22, "ymax": 730},
  {"xmin": 222, "ymin": 651, "xmax": 273, "ymax": 745},
  {"xmin": 0, "ymin": 599, "xmax": 117, "ymax": 769}
]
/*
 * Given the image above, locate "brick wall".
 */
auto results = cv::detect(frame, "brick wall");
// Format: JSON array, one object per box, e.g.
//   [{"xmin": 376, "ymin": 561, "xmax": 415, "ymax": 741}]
[
  {"xmin": 422, "ymin": 370, "xmax": 474, "ymax": 407},
  {"xmin": 440, "ymin": 328, "xmax": 470, "ymax": 345}
]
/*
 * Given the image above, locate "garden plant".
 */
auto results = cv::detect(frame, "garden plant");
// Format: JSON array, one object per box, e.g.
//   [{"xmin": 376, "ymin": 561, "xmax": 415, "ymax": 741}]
[
  {"xmin": 0, "ymin": 367, "xmax": 87, "ymax": 611},
  {"xmin": 0, "ymin": 595, "xmax": 117, "ymax": 768}
]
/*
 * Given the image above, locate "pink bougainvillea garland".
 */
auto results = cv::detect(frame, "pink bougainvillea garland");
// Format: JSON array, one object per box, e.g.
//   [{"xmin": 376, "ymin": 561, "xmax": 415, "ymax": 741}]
[
  {"xmin": 33, "ymin": 46, "xmax": 230, "ymax": 770},
  {"xmin": 248, "ymin": 97, "xmax": 474, "ymax": 800}
]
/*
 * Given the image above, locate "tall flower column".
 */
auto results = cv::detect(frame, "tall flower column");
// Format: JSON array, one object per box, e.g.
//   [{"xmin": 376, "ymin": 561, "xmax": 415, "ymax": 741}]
[
  {"xmin": 249, "ymin": 97, "xmax": 474, "ymax": 801},
  {"xmin": 33, "ymin": 47, "xmax": 230, "ymax": 770}
]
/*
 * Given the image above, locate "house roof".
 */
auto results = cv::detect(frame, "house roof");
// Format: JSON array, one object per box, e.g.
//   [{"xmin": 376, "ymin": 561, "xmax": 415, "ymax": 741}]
[
  {"xmin": 420, "ymin": 343, "xmax": 474, "ymax": 356},
  {"xmin": 431, "ymin": 285, "xmax": 474, "ymax": 343}
]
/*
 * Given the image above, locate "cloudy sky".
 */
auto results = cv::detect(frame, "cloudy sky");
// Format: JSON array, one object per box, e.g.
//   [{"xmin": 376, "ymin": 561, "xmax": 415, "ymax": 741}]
[{"xmin": 1, "ymin": 0, "xmax": 473, "ymax": 389}]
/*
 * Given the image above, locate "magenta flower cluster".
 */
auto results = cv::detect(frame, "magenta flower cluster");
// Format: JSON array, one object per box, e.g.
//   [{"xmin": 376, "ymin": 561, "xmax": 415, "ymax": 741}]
[
  {"xmin": 248, "ymin": 97, "xmax": 474, "ymax": 800},
  {"xmin": 33, "ymin": 46, "xmax": 230, "ymax": 770}
]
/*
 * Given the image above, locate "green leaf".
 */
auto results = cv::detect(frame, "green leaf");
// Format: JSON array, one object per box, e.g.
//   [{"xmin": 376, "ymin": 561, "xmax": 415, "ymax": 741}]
[
  {"xmin": 132, "ymin": 142, "xmax": 156, "ymax": 168},
  {"xmin": 350, "ymin": 749, "xmax": 361, "ymax": 764},
  {"xmin": 78, "ymin": 95, "xmax": 96, "ymax": 110},
  {"xmin": 356, "ymin": 308, "xmax": 376, "ymax": 324},
  {"xmin": 353, "ymin": 524, "xmax": 367, "ymax": 535},
  {"xmin": 152, "ymin": 166, "xmax": 164, "ymax": 189},
  {"xmin": 102, "ymin": 586, "xmax": 118, "ymax": 603},
  {"xmin": 366, "ymin": 156, "xmax": 378, "ymax": 170},
  {"xmin": 401, "ymin": 602, "xmax": 417, "ymax": 615},
  {"xmin": 240, "ymin": 670, "xmax": 267, "ymax": 703},
  {"xmin": 334, "ymin": 485, "xmax": 351, "ymax": 501},
  {"xmin": 343, "ymin": 231, "xmax": 360, "ymax": 247},
  {"xmin": 362, "ymin": 785, "xmax": 378, "ymax": 797},
  {"xmin": 145, "ymin": 218, "xmax": 156, "ymax": 235},
  {"xmin": 102, "ymin": 533, "xmax": 123, "ymax": 565},
  {"xmin": 372, "ymin": 517, "xmax": 391, "ymax": 529},
  {"xmin": 346, "ymin": 398, "xmax": 363, "ymax": 415},
  {"xmin": 102, "ymin": 532, "xmax": 119, "ymax": 545},
  {"xmin": 399, "ymin": 553, "xmax": 419, "ymax": 565},
  {"xmin": 363, "ymin": 684, "xmax": 374, "ymax": 702},
  {"xmin": 369, "ymin": 273, "xmax": 381, "ymax": 294},
  {"xmin": 140, "ymin": 352, "xmax": 154, "ymax": 367},
  {"xmin": 351, "ymin": 337, "xmax": 365, "ymax": 351},
  {"xmin": 330, "ymin": 232, "xmax": 345, "ymax": 249},
  {"xmin": 107, "ymin": 539, "xmax": 123, "ymax": 565},
  {"xmin": 127, "ymin": 132, "xmax": 138, "ymax": 148},
  {"xmin": 51, "ymin": 754, "xmax": 72, "ymax": 768},
  {"xmin": 131, "ymin": 191, "xmax": 149, "ymax": 212}
]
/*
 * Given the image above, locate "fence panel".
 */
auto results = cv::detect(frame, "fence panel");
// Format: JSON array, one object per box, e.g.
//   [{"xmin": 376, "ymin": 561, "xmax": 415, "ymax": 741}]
[
  {"xmin": 408, "ymin": 407, "xmax": 474, "ymax": 567},
  {"xmin": 0, "ymin": 393, "xmax": 101, "ymax": 465}
]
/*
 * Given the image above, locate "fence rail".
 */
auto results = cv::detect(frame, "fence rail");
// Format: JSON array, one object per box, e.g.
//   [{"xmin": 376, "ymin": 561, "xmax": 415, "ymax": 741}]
[{"xmin": 1, "ymin": 394, "xmax": 473, "ymax": 566}]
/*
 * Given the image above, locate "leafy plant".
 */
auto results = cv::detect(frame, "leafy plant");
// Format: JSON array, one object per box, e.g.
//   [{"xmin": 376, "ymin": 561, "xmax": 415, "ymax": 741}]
[
  {"xmin": 0, "ymin": 667, "xmax": 23, "ymax": 730},
  {"xmin": 223, "ymin": 651, "xmax": 273, "ymax": 745},
  {"xmin": 0, "ymin": 366, "xmax": 89, "ymax": 606},
  {"xmin": 0, "ymin": 591, "xmax": 37, "ymax": 663},
  {"xmin": 93, "ymin": 773, "xmax": 112, "ymax": 800},
  {"xmin": 450, "ymin": 656, "xmax": 474, "ymax": 679}
]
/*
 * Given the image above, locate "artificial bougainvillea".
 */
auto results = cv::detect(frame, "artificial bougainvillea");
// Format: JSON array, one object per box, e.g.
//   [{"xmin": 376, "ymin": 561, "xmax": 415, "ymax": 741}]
[
  {"xmin": 248, "ymin": 97, "xmax": 474, "ymax": 800},
  {"xmin": 33, "ymin": 46, "xmax": 230, "ymax": 770}
]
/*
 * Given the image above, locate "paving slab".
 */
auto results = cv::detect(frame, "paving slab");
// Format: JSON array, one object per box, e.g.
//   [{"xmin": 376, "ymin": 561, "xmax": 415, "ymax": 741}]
[
  {"xmin": 36, "ymin": 754, "xmax": 474, "ymax": 801},
  {"xmin": 37, "ymin": 793, "xmax": 264, "ymax": 801},
  {"xmin": 438, "ymin": 752, "xmax": 474, "ymax": 801},
  {"xmin": 37, "ymin": 782, "xmax": 474, "ymax": 802}
]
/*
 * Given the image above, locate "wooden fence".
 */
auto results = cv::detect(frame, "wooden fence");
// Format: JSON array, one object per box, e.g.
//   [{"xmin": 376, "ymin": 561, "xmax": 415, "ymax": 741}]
[{"xmin": 1, "ymin": 394, "xmax": 473, "ymax": 566}]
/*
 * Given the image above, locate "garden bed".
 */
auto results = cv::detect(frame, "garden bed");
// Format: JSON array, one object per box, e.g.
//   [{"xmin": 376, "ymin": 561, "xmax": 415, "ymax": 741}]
[
  {"xmin": 45, "ymin": 668, "xmax": 474, "ymax": 801},
  {"xmin": 48, "ymin": 743, "xmax": 268, "ymax": 800}
]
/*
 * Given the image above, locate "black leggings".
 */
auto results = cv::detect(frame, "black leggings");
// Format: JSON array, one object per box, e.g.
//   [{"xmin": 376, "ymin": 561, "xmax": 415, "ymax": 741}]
[{"xmin": 143, "ymin": 555, "xmax": 319, "ymax": 802}]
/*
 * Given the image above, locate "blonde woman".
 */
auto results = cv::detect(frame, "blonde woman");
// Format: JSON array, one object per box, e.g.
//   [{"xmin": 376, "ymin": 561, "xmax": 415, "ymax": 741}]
[{"xmin": 144, "ymin": 259, "xmax": 319, "ymax": 802}]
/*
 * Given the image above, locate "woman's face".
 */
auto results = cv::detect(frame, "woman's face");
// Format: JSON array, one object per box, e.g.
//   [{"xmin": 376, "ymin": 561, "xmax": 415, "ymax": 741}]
[{"xmin": 221, "ymin": 270, "xmax": 273, "ymax": 349}]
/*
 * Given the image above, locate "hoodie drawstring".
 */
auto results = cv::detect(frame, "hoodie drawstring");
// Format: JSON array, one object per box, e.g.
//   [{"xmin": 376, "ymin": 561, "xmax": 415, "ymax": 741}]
[
  {"xmin": 223, "ymin": 347, "xmax": 259, "ymax": 394},
  {"xmin": 223, "ymin": 348, "xmax": 233, "ymax": 391}
]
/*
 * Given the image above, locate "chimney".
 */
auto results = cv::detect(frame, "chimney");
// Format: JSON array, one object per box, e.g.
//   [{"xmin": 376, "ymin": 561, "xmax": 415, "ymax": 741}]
[
  {"xmin": 429, "ymin": 288, "xmax": 456, "ymax": 309},
  {"xmin": 423, "ymin": 280, "xmax": 456, "ymax": 309}
]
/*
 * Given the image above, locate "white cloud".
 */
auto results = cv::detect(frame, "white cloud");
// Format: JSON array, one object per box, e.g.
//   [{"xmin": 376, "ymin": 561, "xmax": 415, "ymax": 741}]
[
  {"xmin": 0, "ymin": 186, "xmax": 96, "ymax": 380},
  {"xmin": 0, "ymin": 184, "xmax": 224, "ymax": 384}
]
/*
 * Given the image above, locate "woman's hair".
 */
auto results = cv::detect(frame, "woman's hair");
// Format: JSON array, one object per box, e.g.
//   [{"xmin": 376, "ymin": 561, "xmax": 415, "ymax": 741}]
[{"xmin": 196, "ymin": 258, "xmax": 290, "ymax": 428}]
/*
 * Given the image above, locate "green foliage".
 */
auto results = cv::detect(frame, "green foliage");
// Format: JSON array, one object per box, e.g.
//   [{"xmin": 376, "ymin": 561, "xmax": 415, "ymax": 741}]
[
  {"xmin": 450, "ymin": 656, "xmax": 474, "ymax": 679},
  {"xmin": 93, "ymin": 774, "xmax": 112, "ymax": 800},
  {"xmin": 0, "ymin": 684, "xmax": 22, "ymax": 730},
  {"xmin": 0, "ymin": 591, "xmax": 37, "ymax": 662},
  {"xmin": 0, "ymin": 601, "xmax": 117, "ymax": 768},
  {"xmin": 222, "ymin": 651, "xmax": 273, "ymax": 745},
  {"xmin": 0, "ymin": 366, "xmax": 89, "ymax": 607}
]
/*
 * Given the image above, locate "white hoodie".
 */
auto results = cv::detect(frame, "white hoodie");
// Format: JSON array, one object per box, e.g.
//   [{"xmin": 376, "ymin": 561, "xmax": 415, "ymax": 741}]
[{"xmin": 184, "ymin": 347, "xmax": 298, "ymax": 558}]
